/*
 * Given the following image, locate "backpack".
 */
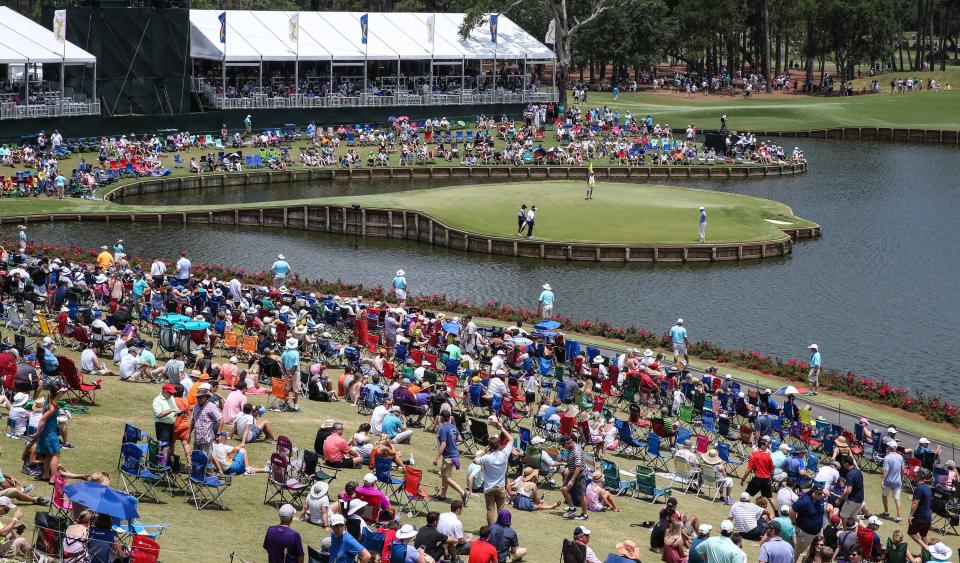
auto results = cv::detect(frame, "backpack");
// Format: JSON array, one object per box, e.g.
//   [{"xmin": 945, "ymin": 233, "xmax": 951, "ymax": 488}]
[
  {"xmin": 389, "ymin": 541, "xmax": 409, "ymax": 563},
  {"xmin": 561, "ymin": 539, "xmax": 587, "ymax": 563}
]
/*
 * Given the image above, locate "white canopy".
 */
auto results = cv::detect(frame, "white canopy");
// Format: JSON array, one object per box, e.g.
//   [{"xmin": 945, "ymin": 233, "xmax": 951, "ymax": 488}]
[
  {"xmin": 189, "ymin": 10, "xmax": 554, "ymax": 63},
  {"xmin": 0, "ymin": 7, "xmax": 96, "ymax": 65}
]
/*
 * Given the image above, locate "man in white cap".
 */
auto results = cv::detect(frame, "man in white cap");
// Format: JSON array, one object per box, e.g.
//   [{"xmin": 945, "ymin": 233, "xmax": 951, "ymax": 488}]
[
  {"xmin": 271, "ymin": 254, "xmax": 290, "ymax": 289},
  {"xmin": 689, "ymin": 524, "xmax": 713, "ymax": 563},
  {"xmin": 807, "ymin": 344, "xmax": 821, "ymax": 396},
  {"xmin": 263, "ymin": 503, "xmax": 303, "ymax": 562},
  {"xmin": 538, "ymin": 284, "xmax": 555, "ymax": 319},
  {"xmin": 669, "ymin": 318, "xmax": 690, "ymax": 366},
  {"xmin": 882, "ymin": 427, "xmax": 900, "ymax": 453},
  {"xmin": 392, "ymin": 269, "xmax": 408, "ymax": 306},
  {"xmin": 695, "ymin": 520, "xmax": 744, "ymax": 563},
  {"xmin": 698, "ymin": 206, "xmax": 707, "ymax": 242}
]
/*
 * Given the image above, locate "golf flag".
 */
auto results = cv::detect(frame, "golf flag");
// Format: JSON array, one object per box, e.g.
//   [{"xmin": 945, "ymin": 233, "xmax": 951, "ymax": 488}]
[
  {"xmin": 289, "ymin": 13, "xmax": 299, "ymax": 42},
  {"xmin": 588, "ymin": 161, "xmax": 593, "ymax": 172},
  {"xmin": 218, "ymin": 12, "xmax": 226, "ymax": 44},
  {"xmin": 489, "ymin": 14, "xmax": 498, "ymax": 44},
  {"xmin": 53, "ymin": 10, "xmax": 66, "ymax": 43},
  {"xmin": 426, "ymin": 14, "xmax": 435, "ymax": 44},
  {"xmin": 545, "ymin": 18, "xmax": 556, "ymax": 45},
  {"xmin": 360, "ymin": 13, "xmax": 368, "ymax": 45}
]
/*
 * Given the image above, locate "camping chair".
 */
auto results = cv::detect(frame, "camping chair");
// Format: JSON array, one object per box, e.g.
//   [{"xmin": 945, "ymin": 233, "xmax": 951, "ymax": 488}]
[
  {"xmin": 643, "ymin": 433, "xmax": 673, "ymax": 472},
  {"xmin": 931, "ymin": 487, "xmax": 960, "ymax": 536},
  {"xmin": 716, "ymin": 442, "xmax": 743, "ymax": 477},
  {"xmin": 267, "ymin": 377, "xmax": 292, "ymax": 412},
  {"xmin": 130, "ymin": 535, "xmax": 161, "ymax": 563},
  {"xmin": 462, "ymin": 417, "xmax": 490, "ymax": 455},
  {"xmin": 499, "ymin": 396, "xmax": 526, "ymax": 431},
  {"xmin": 60, "ymin": 355, "xmax": 101, "ymax": 405},
  {"xmin": 187, "ymin": 450, "xmax": 229, "ymax": 510},
  {"xmin": 299, "ymin": 449, "xmax": 339, "ymax": 484},
  {"xmin": 119, "ymin": 443, "xmax": 163, "ymax": 503},
  {"xmin": 561, "ymin": 538, "xmax": 587, "ymax": 563},
  {"xmin": 668, "ymin": 456, "xmax": 698, "ymax": 495},
  {"xmin": 634, "ymin": 465, "xmax": 672, "ymax": 503},
  {"xmin": 359, "ymin": 528, "xmax": 386, "ymax": 559},
  {"xmin": 677, "ymin": 404, "xmax": 695, "ymax": 427},
  {"xmin": 32, "ymin": 512, "xmax": 67, "ymax": 561},
  {"xmin": 49, "ymin": 474, "xmax": 74, "ymax": 519},
  {"xmin": 616, "ymin": 420, "xmax": 646, "ymax": 458},
  {"xmin": 698, "ymin": 464, "xmax": 726, "ymax": 503},
  {"xmin": 264, "ymin": 452, "xmax": 309, "ymax": 508},
  {"xmin": 374, "ymin": 455, "xmax": 405, "ymax": 502},
  {"xmin": 601, "ymin": 459, "xmax": 636, "ymax": 496},
  {"xmin": 399, "ymin": 466, "xmax": 437, "ymax": 517},
  {"xmin": 146, "ymin": 438, "xmax": 183, "ymax": 494}
]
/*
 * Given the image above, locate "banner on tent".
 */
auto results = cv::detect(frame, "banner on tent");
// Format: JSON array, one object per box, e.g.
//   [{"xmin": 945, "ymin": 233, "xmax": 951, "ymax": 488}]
[
  {"xmin": 360, "ymin": 13, "xmax": 369, "ymax": 45},
  {"xmin": 53, "ymin": 10, "xmax": 67, "ymax": 43}
]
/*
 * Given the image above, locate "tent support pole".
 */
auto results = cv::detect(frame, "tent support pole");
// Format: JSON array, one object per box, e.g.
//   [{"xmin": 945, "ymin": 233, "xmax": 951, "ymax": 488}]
[
  {"xmin": 92, "ymin": 62, "xmax": 97, "ymax": 109},
  {"xmin": 60, "ymin": 41, "xmax": 65, "ymax": 116},
  {"xmin": 461, "ymin": 57, "xmax": 465, "ymax": 102},
  {"xmin": 329, "ymin": 61, "xmax": 333, "ymax": 99},
  {"xmin": 258, "ymin": 60, "xmax": 262, "ymax": 93},
  {"xmin": 552, "ymin": 57, "xmax": 557, "ymax": 100},
  {"xmin": 396, "ymin": 59, "xmax": 400, "ymax": 103},
  {"xmin": 522, "ymin": 56, "xmax": 527, "ymax": 102},
  {"xmin": 25, "ymin": 60, "xmax": 29, "ymax": 106}
]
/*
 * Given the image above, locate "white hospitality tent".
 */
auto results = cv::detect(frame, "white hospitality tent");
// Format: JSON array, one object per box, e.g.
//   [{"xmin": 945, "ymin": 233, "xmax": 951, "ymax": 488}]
[
  {"xmin": 188, "ymin": 10, "xmax": 555, "ymax": 98},
  {"xmin": 0, "ymin": 6, "xmax": 98, "ymax": 104}
]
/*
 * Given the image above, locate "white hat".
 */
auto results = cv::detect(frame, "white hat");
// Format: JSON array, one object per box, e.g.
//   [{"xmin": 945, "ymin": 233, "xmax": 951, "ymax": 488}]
[
  {"xmin": 919, "ymin": 437, "xmax": 930, "ymax": 445},
  {"xmin": 42, "ymin": 336, "xmax": 54, "ymax": 346},
  {"xmin": 887, "ymin": 427, "xmax": 897, "ymax": 434},
  {"xmin": 329, "ymin": 514, "xmax": 346, "ymax": 526},
  {"xmin": 196, "ymin": 382, "xmax": 212, "ymax": 393},
  {"xmin": 779, "ymin": 505, "xmax": 791, "ymax": 515},
  {"xmin": 699, "ymin": 206, "xmax": 705, "ymax": 211},
  {"xmin": 229, "ymin": 356, "xmax": 238, "ymax": 364},
  {"xmin": 643, "ymin": 349, "xmax": 653, "ymax": 358},
  {"xmin": 779, "ymin": 443, "xmax": 791, "ymax": 453},
  {"xmin": 0, "ymin": 497, "xmax": 15, "ymax": 508},
  {"xmin": 278, "ymin": 254, "xmax": 286, "ymax": 260},
  {"xmin": 309, "ymin": 481, "xmax": 329, "ymax": 500},
  {"xmin": 390, "ymin": 406, "xmax": 401, "ymax": 412},
  {"xmin": 346, "ymin": 498, "xmax": 368, "ymax": 515},
  {"xmin": 809, "ymin": 344, "xmax": 818, "ymax": 350},
  {"xmin": 11, "ymin": 393, "xmax": 28, "ymax": 408},
  {"xmin": 396, "ymin": 524, "xmax": 418, "ymax": 540},
  {"xmin": 278, "ymin": 503, "xmax": 296, "ymax": 519},
  {"xmin": 928, "ymin": 543, "xmax": 953, "ymax": 561},
  {"xmin": 720, "ymin": 520, "xmax": 735, "ymax": 533},
  {"xmin": 698, "ymin": 524, "xmax": 713, "ymax": 535},
  {"xmin": 725, "ymin": 374, "xmax": 732, "ymax": 380},
  {"xmin": 867, "ymin": 515, "xmax": 883, "ymax": 527},
  {"xmin": 396, "ymin": 269, "xmax": 405, "ymax": 276},
  {"xmin": 285, "ymin": 337, "xmax": 299, "ymax": 350},
  {"xmin": 279, "ymin": 286, "xmax": 288, "ymax": 292},
  {"xmin": 422, "ymin": 360, "xmax": 431, "ymax": 366},
  {"xmin": 363, "ymin": 473, "xmax": 377, "ymax": 484},
  {"xmin": 677, "ymin": 318, "xmax": 684, "ymax": 325},
  {"xmin": 740, "ymin": 492, "xmax": 751, "ymax": 501},
  {"xmin": 495, "ymin": 369, "xmax": 507, "ymax": 376},
  {"xmin": 737, "ymin": 392, "xmax": 745, "ymax": 398},
  {"xmin": 764, "ymin": 388, "xmax": 771, "ymax": 394},
  {"xmin": 542, "ymin": 283, "xmax": 552, "ymax": 291},
  {"xmin": 531, "ymin": 436, "xmax": 546, "ymax": 445},
  {"xmin": 95, "ymin": 274, "xmax": 108, "ymax": 284},
  {"xmin": 322, "ymin": 332, "xmax": 331, "ymax": 338},
  {"xmin": 279, "ymin": 305, "xmax": 291, "ymax": 314},
  {"xmin": 592, "ymin": 356, "xmax": 603, "ymax": 364}
]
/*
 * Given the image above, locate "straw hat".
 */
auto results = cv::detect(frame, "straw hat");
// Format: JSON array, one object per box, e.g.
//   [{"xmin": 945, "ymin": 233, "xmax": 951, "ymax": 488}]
[
  {"xmin": 521, "ymin": 467, "xmax": 539, "ymax": 482},
  {"xmin": 591, "ymin": 470, "xmax": 603, "ymax": 482},
  {"xmin": 835, "ymin": 435, "xmax": 849, "ymax": 448},
  {"xmin": 616, "ymin": 540, "xmax": 641, "ymax": 559},
  {"xmin": 700, "ymin": 448, "xmax": 723, "ymax": 465}
]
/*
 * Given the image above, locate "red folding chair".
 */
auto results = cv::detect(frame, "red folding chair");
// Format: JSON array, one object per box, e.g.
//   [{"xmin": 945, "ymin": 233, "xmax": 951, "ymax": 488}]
[
  {"xmin": 366, "ymin": 334, "xmax": 379, "ymax": 354},
  {"xmin": 131, "ymin": 535, "xmax": 160, "ymax": 563},
  {"xmin": 399, "ymin": 466, "xmax": 437, "ymax": 517}
]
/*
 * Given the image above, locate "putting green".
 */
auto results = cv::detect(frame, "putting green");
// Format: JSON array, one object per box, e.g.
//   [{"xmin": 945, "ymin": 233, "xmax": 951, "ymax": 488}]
[{"xmin": 320, "ymin": 181, "xmax": 814, "ymax": 244}]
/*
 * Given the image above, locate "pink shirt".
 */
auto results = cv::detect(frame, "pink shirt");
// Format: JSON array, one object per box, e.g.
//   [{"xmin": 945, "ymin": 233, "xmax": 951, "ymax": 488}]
[
  {"xmin": 356, "ymin": 484, "xmax": 392, "ymax": 510},
  {"xmin": 222, "ymin": 389, "xmax": 247, "ymax": 424},
  {"xmin": 220, "ymin": 363, "xmax": 239, "ymax": 386},
  {"xmin": 323, "ymin": 433, "xmax": 352, "ymax": 463}
]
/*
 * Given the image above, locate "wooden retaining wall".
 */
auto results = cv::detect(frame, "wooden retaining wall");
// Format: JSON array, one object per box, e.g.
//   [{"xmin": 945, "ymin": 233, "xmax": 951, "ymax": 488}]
[
  {"xmin": 102, "ymin": 163, "xmax": 808, "ymax": 202},
  {"xmin": 753, "ymin": 127, "xmax": 960, "ymax": 144},
  {"xmin": 2, "ymin": 202, "xmax": 821, "ymax": 263}
]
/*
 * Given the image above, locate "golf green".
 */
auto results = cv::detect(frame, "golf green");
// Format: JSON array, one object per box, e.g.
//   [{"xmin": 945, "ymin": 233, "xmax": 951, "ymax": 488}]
[{"xmin": 319, "ymin": 180, "xmax": 814, "ymax": 244}]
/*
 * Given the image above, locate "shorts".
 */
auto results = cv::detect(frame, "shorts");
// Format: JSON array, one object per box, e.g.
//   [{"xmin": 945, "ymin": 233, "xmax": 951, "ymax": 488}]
[
  {"xmin": 566, "ymin": 477, "xmax": 585, "ymax": 507},
  {"xmin": 808, "ymin": 368, "xmax": 820, "ymax": 384},
  {"xmin": 226, "ymin": 451, "xmax": 246, "ymax": 475},
  {"xmin": 83, "ymin": 369, "xmax": 107, "ymax": 376},
  {"xmin": 746, "ymin": 477, "xmax": 772, "ymax": 498},
  {"xmin": 839, "ymin": 500, "xmax": 864, "ymax": 520},
  {"xmin": 441, "ymin": 457, "xmax": 459, "ymax": 478},
  {"xmin": 326, "ymin": 458, "xmax": 355, "ymax": 469},
  {"xmin": 541, "ymin": 303, "xmax": 553, "ymax": 317},
  {"xmin": 395, "ymin": 288, "xmax": 407, "ymax": 301},
  {"xmin": 908, "ymin": 520, "xmax": 931, "ymax": 537},
  {"xmin": 882, "ymin": 484, "xmax": 901, "ymax": 500},
  {"xmin": 673, "ymin": 343, "xmax": 688, "ymax": 357},
  {"xmin": 525, "ymin": 391, "xmax": 536, "ymax": 405},
  {"xmin": 245, "ymin": 425, "xmax": 263, "ymax": 442}
]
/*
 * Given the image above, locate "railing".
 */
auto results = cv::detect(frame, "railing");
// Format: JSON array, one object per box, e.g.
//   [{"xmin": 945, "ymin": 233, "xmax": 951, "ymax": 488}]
[
  {"xmin": 0, "ymin": 99, "xmax": 101, "ymax": 120},
  {"xmin": 192, "ymin": 79, "xmax": 558, "ymax": 110}
]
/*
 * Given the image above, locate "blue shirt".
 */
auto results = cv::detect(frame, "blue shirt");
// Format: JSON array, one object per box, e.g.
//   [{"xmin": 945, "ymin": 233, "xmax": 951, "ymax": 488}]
[
  {"xmin": 437, "ymin": 422, "xmax": 460, "ymax": 459},
  {"xmin": 280, "ymin": 349, "xmax": 300, "ymax": 372},
  {"xmin": 271, "ymin": 260, "xmax": 290, "ymax": 276},
  {"xmin": 792, "ymin": 492, "xmax": 825, "ymax": 535},
  {"xmin": 393, "ymin": 276, "xmax": 407, "ymax": 290},
  {"xmin": 882, "ymin": 452, "xmax": 903, "ymax": 487},
  {"xmin": 846, "ymin": 467, "xmax": 864, "ymax": 503},
  {"xmin": 382, "ymin": 414, "xmax": 404, "ymax": 438},
  {"xmin": 810, "ymin": 352, "xmax": 821, "ymax": 367},
  {"xmin": 913, "ymin": 483, "xmax": 932, "ymax": 523},
  {"xmin": 689, "ymin": 537, "xmax": 707, "ymax": 563},
  {"xmin": 669, "ymin": 325, "xmax": 687, "ymax": 345},
  {"xmin": 538, "ymin": 290, "xmax": 554, "ymax": 305},
  {"xmin": 133, "ymin": 279, "xmax": 148, "ymax": 297},
  {"xmin": 700, "ymin": 210, "xmax": 707, "ymax": 224},
  {"xmin": 329, "ymin": 531, "xmax": 364, "ymax": 563}
]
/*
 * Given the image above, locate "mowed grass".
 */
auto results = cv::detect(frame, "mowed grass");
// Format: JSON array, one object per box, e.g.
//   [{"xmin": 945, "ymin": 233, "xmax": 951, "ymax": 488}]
[
  {"xmin": 319, "ymin": 181, "xmax": 813, "ymax": 244},
  {"xmin": 580, "ymin": 87, "xmax": 960, "ymax": 131},
  {"xmin": 0, "ymin": 327, "xmax": 937, "ymax": 563}
]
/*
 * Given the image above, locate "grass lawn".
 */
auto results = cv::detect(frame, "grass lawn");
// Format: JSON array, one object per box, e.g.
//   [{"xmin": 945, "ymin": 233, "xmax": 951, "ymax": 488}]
[
  {"xmin": 318, "ymin": 181, "xmax": 812, "ymax": 244},
  {"xmin": 0, "ymin": 327, "xmax": 937, "ymax": 563},
  {"xmin": 578, "ymin": 87, "xmax": 960, "ymax": 131}
]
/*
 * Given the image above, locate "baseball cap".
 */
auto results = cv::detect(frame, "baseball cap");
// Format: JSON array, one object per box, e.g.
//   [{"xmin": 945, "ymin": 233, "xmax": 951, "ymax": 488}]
[
  {"xmin": 363, "ymin": 473, "xmax": 376, "ymax": 484},
  {"xmin": 161, "ymin": 384, "xmax": 176, "ymax": 394},
  {"xmin": 0, "ymin": 497, "xmax": 14, "ymax": 508},
  {"xmin": 573, "ymin": 526, "xmax": 591, "ymax": 537},
  {"xmin": 329, "ymin": 514, "xmax": 346, "ymax": 526},
  {"xmin": 698, "ymin": 524, "xmax": 713, "ymax": 535},
  {"xmin": 767, "ymin": 520, "xmax": 782, "ymax": 533},
  {"xmin": 779, "ymin": 505, "xmax": 791, "ymax": 515},
  {"xmin": 887, "ymin": 426, "xmax": 897, "ymax": 434},
  {"xmin": 720, "ymin": 520, "xmax": 735, "ymax": 533},
  {"xmin": 919, "ymin": 437, "xmax": 930, "ymax": 445},
  {"xmin": 867, "ymin": 515, "xmax": 883, "ymax": 527},
  {"xmin": 740, "ymin": 492, "xmax": 751, "ymax": 501}
]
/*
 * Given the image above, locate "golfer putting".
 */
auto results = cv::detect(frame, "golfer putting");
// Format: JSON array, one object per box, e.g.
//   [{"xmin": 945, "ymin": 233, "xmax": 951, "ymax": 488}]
[{"xmin": 698, "ymin": 206, "xmax": 707, "ymax": 242}]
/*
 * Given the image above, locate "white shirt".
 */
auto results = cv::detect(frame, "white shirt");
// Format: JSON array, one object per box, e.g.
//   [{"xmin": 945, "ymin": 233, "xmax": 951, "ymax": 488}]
[
  {"xmin": 175, "ymin": 257, "xmax": 191, "ymax": 279},
  {"xmin": 813, "ymin": 465, "xmax": 840, "ymax": 489},
  {"xmin": 234, "ymin": 413, "xmax": 254, "ymax": 438},
  {"xmin": 8, "ymin": 406, "xmax": 28, "ymax": 437},
  {"xmin": 488, "ymin": 377, "xmax": 508, "ymax": 398},
  {"xmin": 304, "ymin": 495, "xmax": 330, "ymax": 525},
  {"xmin": 490, "ymin": 356, "xmax": 505, "ymax": 374},
  {"xmin": 371, "ymin": 405, "xmax": 389, "ymax": 434},
  {"xmin": 113, "ymin": 336, "xmax": 127, "ymax": 363},
  {"xmin": 437, "ymin": 512, "xmax": 464, "ymax": 540},
  {"xmin": 80, "ymin": 348, "xmax": 99, "ymax": 372},
  {"xmin": 150, "ymin": 261, "xmax": 167, "ymax": 277},
  {"xmin": 228, "ymin": 278, "xmax": 242, "ymax": 301},
  {"xmin": 119, "ymin": 351, "xmax": 139, "ymax": 380},
  {"xmin": 91, "ymin": 318, "xmax": 110, "ymax": 334},
  {"xmin": 775, "ymin": 487, "xmax": 799, "ymax": 511}
]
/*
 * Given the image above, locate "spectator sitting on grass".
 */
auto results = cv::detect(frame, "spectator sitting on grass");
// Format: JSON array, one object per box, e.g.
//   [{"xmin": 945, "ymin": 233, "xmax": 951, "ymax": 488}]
[
  {"xmin": 210, "ymin": 432, "xmax": 266, "ymax": 476},
  {"xmin": 235, "ymin": 403, "xmax": 276, "ymax": 445}
]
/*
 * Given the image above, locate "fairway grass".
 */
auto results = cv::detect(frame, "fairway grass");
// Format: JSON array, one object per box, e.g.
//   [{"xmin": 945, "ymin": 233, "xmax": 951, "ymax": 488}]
[{"xmin": 319, "ymin": 181, "xmax": 813, "ymax": 244}]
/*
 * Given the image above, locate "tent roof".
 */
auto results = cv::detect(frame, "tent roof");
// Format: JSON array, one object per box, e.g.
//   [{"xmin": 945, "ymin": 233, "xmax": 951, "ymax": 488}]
[
  {"xmin": 188, "ymin": 10, "xmax": 553, "ymax": 62},
  {"xmin": 0, "ymin": 7, "xmax": 96, "ymax": 65}
]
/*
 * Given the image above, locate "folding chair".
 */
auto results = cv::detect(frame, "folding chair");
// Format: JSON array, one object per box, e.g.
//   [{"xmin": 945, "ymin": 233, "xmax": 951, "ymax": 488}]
[
  {"xmin": 931, "ymin": 488, "xmax": 959, "ymax": 536},
  {"xmin": 299, "ymin": 449, "xmax": 339, "ymax": 484},
  {"xmin": 601, "ymin": 459, "xmax": 636, "ymax": 496},
  {"xmin": 462, "ymin": 417, "xmax": 490, "ymax": 455},
  {"xmin": 716, "ymin": 442, "xmax": 744, "ymax": 477},
  {"xmin": 698, "ymin": 465, "xmax": 725, "ymax": 503},
  {"xmin": 49, "ymin": 474, "xmax": 74, "ymax": 519},
  {"xmin": 146, "ymin": 438, "xmax": 183, "ymax": 494},
  {"xmin": 267, "ymin": 377, "xmax": 292, "ymax": 412},
  {"xmin": 399, "ymin": 466, "xmax": 437, "ymax": 517},
  {"xmin": 634, "ymin": 465, "xmax": 672, "ymax": 503},
  {"xmin": 119, "ymin": 443, "xmax": 163, "ymax": 503},
  {"xmin": 668, "ymin": 457, "xmax": 698, "ymax": 495},
  {"xmin": 616, "ymin": 420, "xmax": 646, "ymax": 459},
  {"xmin": 32, "ymin": 512, "xmax": 66, "ymax": 561},
  {"xmin": 677, "ymin": 404, "xmax": 695, "ymax": 427},
  {"xmin": 60, "ymin": 355, "xmax": 101, "ymax": 405},
  {"xmin": 360, "ymin": 528, "xmax": 386, "ymax": 559},
  {"xmin": 264, "ymin": 452, "xmax": 309, "ymax": 508},
  {"xmin": 130, "ymin": 535, "xmax": 161, "ymax": 563},
  {"xmin": 499, "ymin": 396, "xmax": 526, "ymax": 431},
  {"xmin": 187, "ymin": 450, "xmax": 229, "ymax": 510},
  {"xmin": 374, "ymin": 455, "xmax": 404, "ymax": 502},
  {"xmin": 643, "ymin": 433, "xmax": 673, "ymax": 472}
]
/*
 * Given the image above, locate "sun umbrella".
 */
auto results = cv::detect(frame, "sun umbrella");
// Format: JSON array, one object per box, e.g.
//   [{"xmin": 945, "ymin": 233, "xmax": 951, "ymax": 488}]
[
  {"xmin": 506, "ymin": 337, "xmax": 533, "ymax": 347},
  {"xmin": 62, "ymin": 482, "xmax": 140, "ymax": 520},
  {"xmin": 441, "ymin": 322, "xmax": 461, "ymax": 335},
  {"xmin": 535, "ymin": 320, "xmax": 561, "ymax": 331},
  {"xmin": 154, "ymin": 313, "xmax": 191, "ymax": 327},
  {"xmin": 176, "ymin": 320, "xmax": 211, "ymax": 331},
  {"xmin": 774, "ymin": 385, "xmax": 806, "ymax": 395}
]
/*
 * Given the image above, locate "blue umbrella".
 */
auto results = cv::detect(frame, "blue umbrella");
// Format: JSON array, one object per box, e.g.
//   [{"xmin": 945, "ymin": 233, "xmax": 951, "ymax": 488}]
[
  {"xmin": 175, "ymin": 320, "xmax": 211, "ymax": 331},
  {"xmin": 154, "ymin": 313, "xmax": 191, "ymax": 327},
  {"xmin": 535, "ymin": 320, "xmax": 561, "ymax": 331},
  {"xmin": 62, "ymin": 482, "xmax": 140, "ymax": 520},
  {"xmin": 441, "ymin": 322, "xmax": 461, "ymax": 335}
]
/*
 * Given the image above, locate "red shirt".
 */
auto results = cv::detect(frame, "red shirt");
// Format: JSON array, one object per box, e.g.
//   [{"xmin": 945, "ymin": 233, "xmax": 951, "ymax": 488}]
[
  {"xmin": 468, "ymin": 540, "xmax": 498, "ymax": 563},
  {"xmin": 748, "ymin": 449, "xmax": 774, "ymax": 479}
]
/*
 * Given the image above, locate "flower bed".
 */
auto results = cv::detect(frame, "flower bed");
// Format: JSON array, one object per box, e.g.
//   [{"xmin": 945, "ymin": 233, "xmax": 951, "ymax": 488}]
[{"xmin": 16, "ymin": 240, "xmax": 960, "ymax": 428}]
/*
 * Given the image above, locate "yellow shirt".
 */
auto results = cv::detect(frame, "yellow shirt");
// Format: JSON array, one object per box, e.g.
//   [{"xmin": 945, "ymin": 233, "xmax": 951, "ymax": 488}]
[{"xmin": 97, "ymin": 251, "xmax": 114, "ymax": 270}]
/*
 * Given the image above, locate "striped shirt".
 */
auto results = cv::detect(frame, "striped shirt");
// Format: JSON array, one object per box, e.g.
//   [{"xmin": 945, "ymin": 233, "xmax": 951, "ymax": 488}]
[
  {"xmin": 728, "ymin": 501, "xmax": 764, "ymax": 533},
  {"xmin": 566, "ymin": 444, "xmax": 584, "ymax": 472}
]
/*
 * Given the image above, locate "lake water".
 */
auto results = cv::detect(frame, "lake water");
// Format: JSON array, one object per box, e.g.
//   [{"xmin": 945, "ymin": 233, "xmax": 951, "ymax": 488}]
[{"xmin": 6, "ymin": 139, "xmax": 959, "ymax": 398}]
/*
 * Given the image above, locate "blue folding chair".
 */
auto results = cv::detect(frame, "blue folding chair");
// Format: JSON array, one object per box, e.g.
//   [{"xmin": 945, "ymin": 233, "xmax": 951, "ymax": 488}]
[
  {"xmin": 606, "ymin": 554, "xmax": 636, "ymax": 563},
  {"xmin": 374, "ymin": 455, "xmax": 404, "ymax": 502},
  {"xmin": 716, "ymin": 442, "xmax": 743, "ymax": 477},
  {"xmin": 394, "ymin": 344, "xmax": 408, "ymax": 363},
  {"xmin": 187, "ymin": 451, "xmax": 229, "ymax": 510},
  {"xmin": 119, "ymin": 443, "xmax": 162, "ymax": 503},
  {"xmin": 444, "ymin": 358, "xmax": 458, "ymax": 375},
  {"xmin": 675, "ymin": 426, "xmax": 693, "ymax": 446},
  {"xmin": 617, "ymin": 420, "xmax": 646, "ymax": 459},
  {"xmin": 644, "ymin": 434, "xmax": 672, "ymax": 472},
  {"xmin": 360, "ymin": 528, "xmax": 385, "ymax": 559}
]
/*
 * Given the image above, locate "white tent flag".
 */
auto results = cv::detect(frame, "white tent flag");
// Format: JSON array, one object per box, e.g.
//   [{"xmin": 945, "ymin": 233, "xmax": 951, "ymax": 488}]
[
  {"xmin": 53, "ymin": 10, "xmax": 67, "ymax": 43},
  {"xmin": 289, "ymin": 13, "xmax": 299, "ymax": 42},
  {"xmin": 544, "ymin": 18, "xmax": 556, "ymax": 45},
  {"xmin": 426, "ymin": 14, "xmax": 435, "ymax": 44}
]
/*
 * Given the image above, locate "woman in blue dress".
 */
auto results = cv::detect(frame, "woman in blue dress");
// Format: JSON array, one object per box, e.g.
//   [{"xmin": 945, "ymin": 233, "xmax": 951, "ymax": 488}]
[{"xmin": 35, "ymin": 385, "xmax": 65, "ymax": 484}]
